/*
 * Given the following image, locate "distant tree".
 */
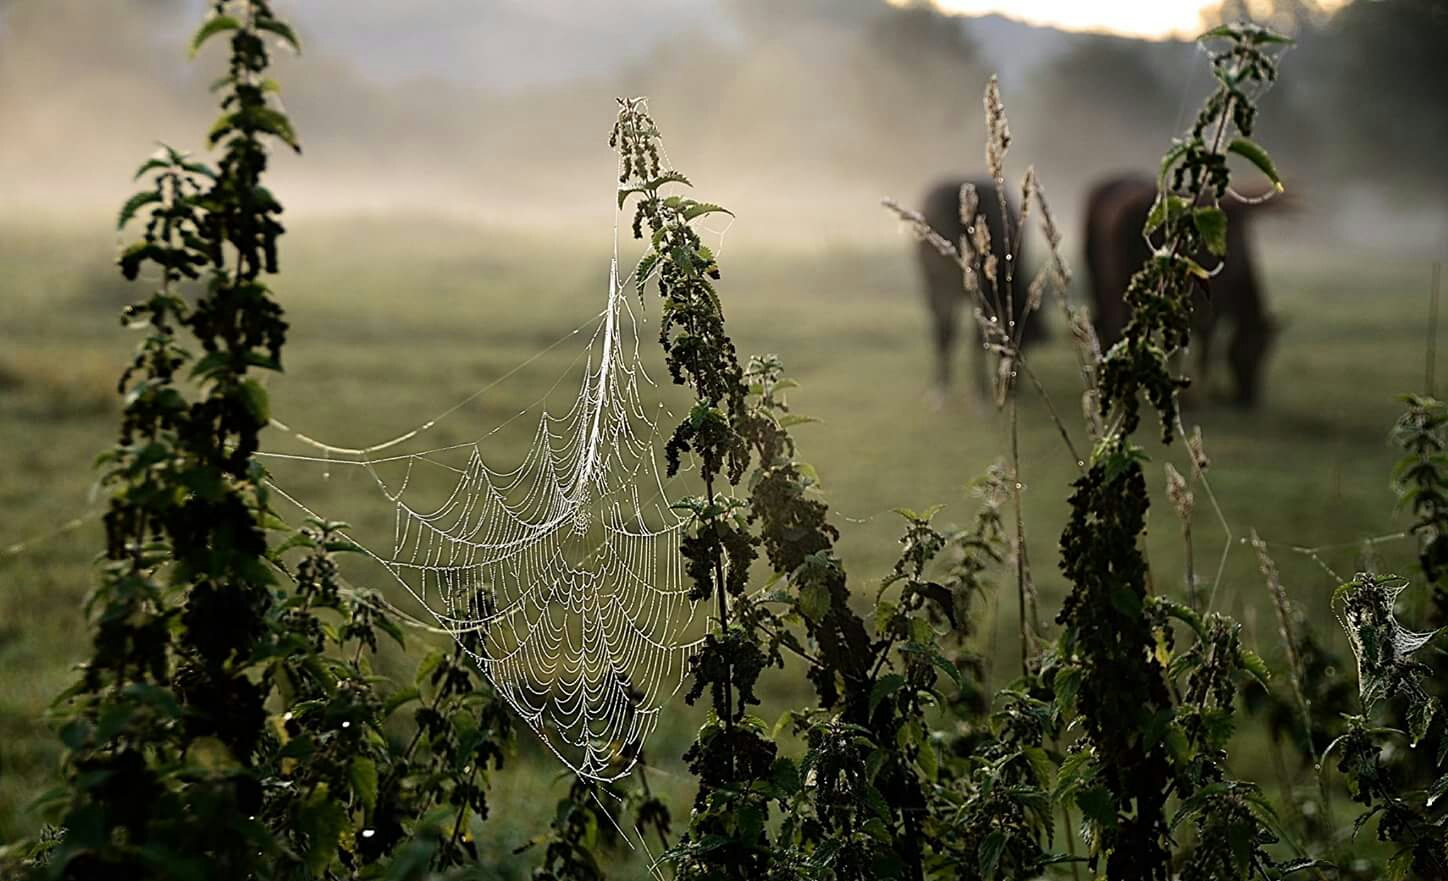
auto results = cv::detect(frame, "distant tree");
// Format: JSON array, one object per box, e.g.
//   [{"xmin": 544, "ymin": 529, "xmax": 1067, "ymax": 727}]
[
  {"xmin": 1024, "ymin": 35, "xmax": 1180, "ymax": 182},
  {"xmin": 1317, "ymin": 0, "xmax": 1448, "ymax": 202},
  {"xmin": 837, "ymin": 2, "xmax": 987, "ymax": 174},
  {"xmin": 1201, "ymin": 0, "xmax": 1333, "ymax": 33},
  {"xmin": 723, "ymin": 0, "xmax": 884, "ymax": 35}
]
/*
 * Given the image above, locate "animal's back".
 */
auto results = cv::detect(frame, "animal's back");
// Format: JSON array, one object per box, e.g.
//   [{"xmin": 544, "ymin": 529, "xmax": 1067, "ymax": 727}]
[
  {"xmin": 1083, "ymin": 174, "xmax": 1155, "ymax": 346},
  {"xmin": 917, "ymin": 177, "xmax": 1041, "ymax": 344},
  {"xmin": 1082, "ymin": 172, "xmax": 1279, "ymax": 406}
]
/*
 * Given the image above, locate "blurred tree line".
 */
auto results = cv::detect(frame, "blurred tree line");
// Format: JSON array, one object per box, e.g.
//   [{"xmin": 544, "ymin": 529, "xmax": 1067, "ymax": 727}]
[{"xmin": 1, "ymin": 0, "xmax": 1444, "ymax": 234}]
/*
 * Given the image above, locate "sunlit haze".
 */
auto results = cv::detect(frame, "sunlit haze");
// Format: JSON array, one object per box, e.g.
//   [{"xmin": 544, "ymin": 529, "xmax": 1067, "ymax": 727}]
[{"xmin": 906, "ymin": 0, "xmax": 1339, "ymax": 39}]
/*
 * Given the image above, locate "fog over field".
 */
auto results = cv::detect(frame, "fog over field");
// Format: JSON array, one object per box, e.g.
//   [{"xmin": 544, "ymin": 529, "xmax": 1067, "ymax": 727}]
[{"xmin": 2, "ymin": 0, "xmax": 1444, "ymax": 249}]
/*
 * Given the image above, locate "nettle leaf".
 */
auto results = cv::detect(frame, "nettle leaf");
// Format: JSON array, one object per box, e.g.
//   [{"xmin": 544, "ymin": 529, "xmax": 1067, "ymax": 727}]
[
  {"xmin": 190, "ymin": 14, "xmax": 242, "ymax": 57},
  {"xmin": 870, "ymin": 674, "xmax": 907, "ymax": 714},
  {"xmin": 635, "ymin": 251, "xmax": 660, "ymax": 290},
  {"xmin": 682, "ymin": 202, "xmax": 734, "ymax": 222},
  {"xmin": 240, "ymin": 379, "xmax": 271, "ymax": 424},
  {"xmin": 1192, "ymin": 206, "xmax": 1228, "ymax": 257},
  {"xmin": 134, "ymin": 157, "xmax": 171, "ymax": 180},
  {"xmin": 917, "ymin": 735, "xmax": 938, "ymax": 780},
  {"xmin": 1160, "ymin": 141, "xmax": 1190, "ymax": 181},
  {"xmin": 350, "ymin": 757, "xmax": 378, "ymax": 810},
  {"xmin": 117, "ymin": 191, "xmax": 161, "ymax": 230},
  {"xmin": 249, "ymin": 106, "xmax": 302, "ymax": 153},
  {"xmin": 1053, "ymin": 665, "xmax": 1082, "ymax": 716},
  {"xmin": 649, "ymin": 171, "xmax": 692, "ymax": 190},
  {"xmin": 382, "ymin": 686, "xmax": 420, "ymax": 719},
  {"xmin": 1237, "ymin": 647, "xmax": 1271, "ymax": 688},
  {"xmin": 415, "ymin": 649, "xmax": 446, "ymax": 687},
  {"xmin": 1053, "ymin": 749, "xmax": 1094, "ymax": 801},
  {"xmin": 798, "ymin": 581, "xmax": 829, "ymax": 622},
  {"xmin": 778, "ymin": 414, "xmax": 819, "ymax": 429},
  {"xmin": 1076, "ymin": 786, "xmax": 1118, "ymax": 830},
  {"xmin": 300, "ymin": 785, "xmax": 347, "ymax": 874},
  {"xmin": 771, "ymin": 757, "xmax": 801, "ymax": 794},
  {"xmin": 1227, "ymin": 137, "xmax": 1285, "ymax": 192},
  {"xmin": 1146, "ymin": 194, "xmax": 1189, "ymax": 235},
  {"xmin": 257, "ymin": 18, "xmax": 302, "ymax": 53},
  {"xmin": 1407, "ymin": 695, "xmax": 1439, "ymax": 748},
  {"xmin": 979, "ymin": 829, "xmax": 1007, "ymax": 876}
]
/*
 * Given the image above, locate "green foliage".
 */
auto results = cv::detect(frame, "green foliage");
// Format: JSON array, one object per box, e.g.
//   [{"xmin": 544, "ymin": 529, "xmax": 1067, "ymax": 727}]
[
  {"xmin": 1328, "ymin": 575, "xmax": 1448, "ymax": 879},
  {"xmin": 515, "ymin": 769, "xmax": 669, "ymax": 881},
  {"xmin": 1104, "ymin": 23, "xmax": 1288, "ymax": 444},
  {"xmin": 0, "ymin": 6, "xmax": 522, "ymax": 879},
  {"xmin": 1051, "ymin": 21, "xmax": 1300, "ymax": 881},
  {"xmin": 22, "ymin": 4, "xmax": 300, "ymax": 876},
  {"xmin": 1391, "ymin": 395, "xmax": 1448, "ymax": 593}
]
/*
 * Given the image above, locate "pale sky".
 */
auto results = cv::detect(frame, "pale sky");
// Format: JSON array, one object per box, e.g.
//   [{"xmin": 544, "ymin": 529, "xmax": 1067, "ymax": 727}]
[{"xmin": 913, "ymin": 0, "xmax": 1335, "ymax": 40}]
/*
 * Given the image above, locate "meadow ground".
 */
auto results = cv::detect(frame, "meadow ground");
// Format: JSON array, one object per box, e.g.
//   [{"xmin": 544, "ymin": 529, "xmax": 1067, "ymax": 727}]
[{"xmin": 0, "ymin": 213, "xmax": 1436, "ymax": 872}]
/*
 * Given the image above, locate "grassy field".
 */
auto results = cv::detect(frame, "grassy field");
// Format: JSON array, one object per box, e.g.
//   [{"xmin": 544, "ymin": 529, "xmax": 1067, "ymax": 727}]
[{"xmin": 0, "ymin": 212, "xmax": 1437, "ymax": 872}]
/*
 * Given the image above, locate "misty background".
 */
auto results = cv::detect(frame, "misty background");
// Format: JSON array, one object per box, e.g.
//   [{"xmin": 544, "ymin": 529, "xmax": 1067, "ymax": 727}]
[{"xmin": 1, "ymin": 0, "xmax": 1445, "ymax": 251}]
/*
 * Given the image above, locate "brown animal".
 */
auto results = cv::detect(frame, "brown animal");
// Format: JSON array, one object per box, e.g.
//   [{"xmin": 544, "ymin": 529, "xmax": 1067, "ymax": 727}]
[
  {"xmin": 917, "ymin": 177, "xmax": 1047, "ymax": 399},
  {"xmin": 1084, "ymin": 173, "xmax": 1277, "ymax": 407}
]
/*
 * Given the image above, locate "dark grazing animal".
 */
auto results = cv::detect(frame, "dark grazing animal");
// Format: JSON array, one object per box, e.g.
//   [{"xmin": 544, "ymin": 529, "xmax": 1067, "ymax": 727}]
[
  {"xmin": 916, "ymin": 177, "xmax": 1047, "ymax": 398},
  {"xmin": 1084, "ymin": 173, "xmax": 1276, "ymax": 407}
]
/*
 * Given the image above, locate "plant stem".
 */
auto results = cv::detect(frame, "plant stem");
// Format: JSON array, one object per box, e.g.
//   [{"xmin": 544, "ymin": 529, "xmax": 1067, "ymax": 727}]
[
  {"xmin": 704, "ymin": 473, "xmax": 733, "ymax": 731},
  {"xmin": 1021, "ymin": 358, "xmax": 1084, "ymax": 472},
  {"xmin": 1008, "ymin": 396, "xmax": 1037, "ymax": 673},
  {"xmin": 1062, "ymin": 801, "xmax": 1083, "ymax": 881}
]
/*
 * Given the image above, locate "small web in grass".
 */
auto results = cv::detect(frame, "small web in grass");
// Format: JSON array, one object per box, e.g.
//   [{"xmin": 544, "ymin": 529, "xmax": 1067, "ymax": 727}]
[
  {"xmin": 1333, "ymin": 573, "xmax": 1440, "ymax": 710},
  {"xmin": 261, "ymin": 140, "xmax": 721, "ymax": 782}
]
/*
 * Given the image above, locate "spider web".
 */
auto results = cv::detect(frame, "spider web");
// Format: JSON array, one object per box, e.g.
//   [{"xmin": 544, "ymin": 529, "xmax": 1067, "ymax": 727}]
[{"xmin": 261, "ymin": 196, "xmax": 716, "ymax": 781}]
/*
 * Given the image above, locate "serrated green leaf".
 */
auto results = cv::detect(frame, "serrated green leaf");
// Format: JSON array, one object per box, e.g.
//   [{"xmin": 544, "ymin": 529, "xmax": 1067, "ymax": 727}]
[
  {"xmin": 1158, "ymin": 140, "xmax": 1191, "ymax": 183},
  {"xmin": 190, "ymin": 14, "xmax": 242, "ymax": 57},
  {"xmin": 117, "ymin": 191, "xmax": 162, "ymax": 230},
  {"xmin": 1238, "ymin": 647, "xmax": 1271, "ymax": 687},
  {"xmin": 1076, "ymin": 786, "xmax": 1117, "ymax": 830},
  {"xmin": 798, "ymin": 581, "xmax": 829, "ymax": 622},
  {"xmin": 1053, "ymin": 665, "xmax": 1081, "ymax": 715},
  {"xmin": 134, "ymin": 157, "xmax": 170, "ymax": 180},
  {"xmin": 1146, "ymin": 194, "xmax": 1187, "ymax": 234},
  {"xmin": 979, "ymin": 829, "xmax": 1007, "ymax": 876},
  {"xmin": 349, "ymin": 756, "xmax": 378, "ymax": 810},
  {"xmin": 869, "ymin": 674, "xmax": 907, "ymax": 714},
  {"xmin": 249, "ymin": 106, "xmax": 301, "ymax": 152},
  {"xmin": 918, "ymin": 736, "xmax": 938, "ymax": 780},
  {"xmin": 240, "ymin": 379, "xmax": 270, "ymax": 424},
  {"xmin": 682, "ymin": 202, "xmax": 733, "ymax": 222},
  {"xmin": 1227, "ymin": 137, "xmax": 1284, "ymax": 191},
  {"xmin": 257, "ymin": 18, "xmax": 302, "ymax": 52},
  {"xmin": 299, "ymin": 784, "xmax": 347, "ymax": 874},
  {"xmin": 778, "ymin": 414, "xmax": 819, "ymax": 429},
  {"xmin": 1192, "ymin": 205, "xmax": 1228, "ymax": 257},
  {"xmin": 1053, "ymin": 749, "xmax": 1093, "ymax": 801}
]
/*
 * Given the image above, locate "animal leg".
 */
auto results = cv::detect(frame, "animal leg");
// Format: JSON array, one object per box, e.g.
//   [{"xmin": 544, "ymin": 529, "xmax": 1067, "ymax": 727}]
[
  {"xmin": 932, "ymin": 299, "xmax": 959, "ymax": 397},
  {"xmin": 1227, "ymin": 316, "xmax": 1275, "ymax": 408}
]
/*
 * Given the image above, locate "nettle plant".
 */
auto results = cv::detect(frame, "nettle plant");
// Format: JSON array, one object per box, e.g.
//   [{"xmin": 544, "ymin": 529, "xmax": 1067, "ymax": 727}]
[
  {"xmin": 660, "ymin": 19, "xmax": 1448, "ymax": 881},
  {"xmin": 1, "ymin": 4, "xmax": 529, "ymax": 880},
  {"xmin": 622, "ymin": 23, "xmax": 1319, "ymax": 881}
]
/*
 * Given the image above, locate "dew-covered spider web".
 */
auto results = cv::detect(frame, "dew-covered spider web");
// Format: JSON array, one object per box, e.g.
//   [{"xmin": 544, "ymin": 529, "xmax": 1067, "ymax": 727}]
[
  {"xmin": 260, "ymin": 170, "xmax": 725, "ymax": 781},
  {"xmin": 1333, "ymin": 573, "xmax": 1441, "ymax": 710}
]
